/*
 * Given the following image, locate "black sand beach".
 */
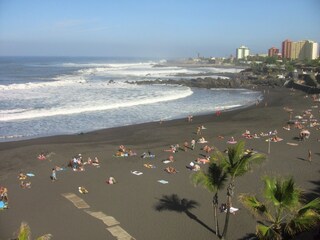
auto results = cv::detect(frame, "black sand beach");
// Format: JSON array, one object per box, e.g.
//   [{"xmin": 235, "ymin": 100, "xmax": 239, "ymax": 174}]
[{"xmin": 0, "ymin": 87, "xmax": 319, "ymax": 240}]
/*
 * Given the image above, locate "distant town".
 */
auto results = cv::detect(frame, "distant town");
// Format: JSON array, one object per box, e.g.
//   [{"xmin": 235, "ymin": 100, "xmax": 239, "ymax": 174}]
[
  {"xmin": 186, "ymin": 39, "xmax": 319, "ymax": 68},
  {"xmin": 159, "ymin": 39, "xmax": 320, "ymax": 93}
]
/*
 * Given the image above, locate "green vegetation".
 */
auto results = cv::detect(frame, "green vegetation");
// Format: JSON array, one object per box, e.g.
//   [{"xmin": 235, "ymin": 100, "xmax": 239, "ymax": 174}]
[
  {"xmin": 14, "ymin": 222, "xmax": 52, "ymax": 240},
  {"xmin": 191, "ymin": 141, "xmax": 266, "ymax": 240},
  {"xmin": 239, "ymin": 176, "xmax": 320, "ymax": 240}
]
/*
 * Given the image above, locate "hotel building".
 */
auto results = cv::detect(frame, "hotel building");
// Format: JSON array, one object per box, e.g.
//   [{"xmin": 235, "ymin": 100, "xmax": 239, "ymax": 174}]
[
  {"xmin": 282, "ymin": 39, "xmax": 318, "ymax": 60},
  {"xmin": 268, "ymin": 47, "xmax": 280, "ymax": 57},
  {"xmin": 236, "ymin": 45, "xmax": 250, "ymax": 59},
  {"xmin": 282, "ymin": 39, "xmax": 292, "ymax": 59}
]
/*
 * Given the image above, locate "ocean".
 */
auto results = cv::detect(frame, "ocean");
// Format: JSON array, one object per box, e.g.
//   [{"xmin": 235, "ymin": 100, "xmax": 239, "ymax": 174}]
[{"xmin": 0, "ymin": 56, "xmax": 262, "ymax": 142}]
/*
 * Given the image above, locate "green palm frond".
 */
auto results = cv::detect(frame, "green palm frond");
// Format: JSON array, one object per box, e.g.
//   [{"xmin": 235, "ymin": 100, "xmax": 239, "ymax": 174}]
[
  {"xmin": 298, "ymin": 197, "xmax": 320, "ymax": 214},
  {"xmin": 208, "ymin": 163, "xmax": 228, "ymax": 191},
  {"xmin": 227, "ymin": 140, "xmax": 246, "ymax": 164},
  {"xmin": 36, "ymin": 234, "xmax": 53, "ymax": 240},
  {"xmin": 18, "ymin": 222, "xmax": 31, "ymax": 240},
  {"xmin": 263, "ymin": 176, "xmax": 300, "ymax": 208},
  {"xmin": 239, "ymin": 194, "xmax": 274, "ymax": 221},
  {"xmin": 190, "ymin": 163, "xmax": 227, "ymax": 193},
  {"xmin": 224, "ymin": 145, "xmax": 265, "ymax": 178},
  {"xmin": 280, "ymin": 177, "xmax": 300, "ymax": 208},
  {"xmin": 15, "ymin": 222, "xmax": 52, "ymax": 240},
  {"xmin": 210, "ymin": 150, "xmax": 225, "ymax": 163},
  {"xmin": 242, "ymin": 176, "xmax": 320, "ymax": 240},
  {"xmin": 263, "ymin": 176, "xmax": 277, "ymax": 203},
  {"xmin": 256, "ymin": 223, "xmax": 282, "ymax": 240},
  {"xmin": 285, "ymin": 208, "xmax": 320, "ymax": 236}
]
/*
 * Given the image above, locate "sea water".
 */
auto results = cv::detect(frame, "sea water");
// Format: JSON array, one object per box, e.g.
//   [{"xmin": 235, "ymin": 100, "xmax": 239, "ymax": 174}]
[{"xmin": 0, "ymin": 57, "xmax": 262, "ymax": 142}]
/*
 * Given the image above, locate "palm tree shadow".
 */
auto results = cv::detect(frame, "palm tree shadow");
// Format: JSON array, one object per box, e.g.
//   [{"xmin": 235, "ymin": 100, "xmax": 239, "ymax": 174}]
[{"xmin": 154, "ymin": 194, "xmax": 215, "ymax": 234}]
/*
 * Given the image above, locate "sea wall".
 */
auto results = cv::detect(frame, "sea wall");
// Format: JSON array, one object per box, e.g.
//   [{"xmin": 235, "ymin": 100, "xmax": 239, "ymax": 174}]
[{"xmin": 286, "ymin": 80, "xmax": 320, "ymax": 94}]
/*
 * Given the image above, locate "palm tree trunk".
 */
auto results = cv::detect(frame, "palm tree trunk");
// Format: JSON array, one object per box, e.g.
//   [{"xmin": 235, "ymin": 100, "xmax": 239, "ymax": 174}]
[
  {"xmin": 212, "ymin": 193, "xmax": 220, "ymax": 236},
  {"xmin": 221, "ymin": 182, "xmax": 234, "ymax": 239}
]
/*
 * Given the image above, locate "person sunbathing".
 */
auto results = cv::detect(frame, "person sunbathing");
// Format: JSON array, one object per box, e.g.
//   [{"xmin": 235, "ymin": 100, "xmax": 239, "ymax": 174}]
[
  {"xmin": 196, "ymin": 157, "xmax": 210, "ymax": 164},
  {"xmin": 197, "ymin": 137, "xmax": 207, "ymax": 143},
  {"xmin": 271, "ymin": 136, "xmax": 283, "ymax": 142},
  {"xmin": 202, "ymin": 145, "xmax": 213, "ymax": 153},
  {"xmin": 107, "ymin": 177, "xmax": 116, "ymax": 184},
  {"xmin": 18, "ymin": 172, "xmax": 27, "ymax": 180},
  {"xmin": 20, "ymin": 181, "xmax": 31, "ymax": 189},
  {"xmin": 37, "ymin": 154, "xmax": 46, "ymax": 160},
  {"xmin": 0, "ymin": 187, "xmax": 8, "ymax": 206},
  {"xmin": 128, "ymin": 149, "xmax": 137, "ymax": 156},
  {"xmin": 78, "ymin": 186, "xmax": 88, "ymax": 194},
  {"xmin": 165, "ymin": 166, "xmax": 177, "ymax": 174},
  {"xmin": 141, "ymin": 151, "xmax": 155, "ymax": 158},
  {"xmin": 119, "ymin": 145, "xmax": 126, "ymax": 152},
  {"xmin": 227, "ymin": 136, "xmax": 237, "ymax": 144},
  {"xmin": 163, "ymin": 145, "xmax": 176, "ymax": 153},
  {"xmin": 92, "ymin": 157, "xmax": 100, "ymax": 165},
  {"xmin": 187, "ymin": 162, "xmax": 201, "ymax": 171}
]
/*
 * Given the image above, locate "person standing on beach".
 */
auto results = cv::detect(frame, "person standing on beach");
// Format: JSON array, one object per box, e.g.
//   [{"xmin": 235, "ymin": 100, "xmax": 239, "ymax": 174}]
[
  {"xmin": 51, "ymin": 168, "xmax": 57, "ymax": 181},
  {"xmin": 197, "ymin": 126, "xmax": 201, "ymax": 135},
  {"xmin": 184, "ymin": 141, "xmax": 189, "ymax": 151},
  {"xmin": 191, "ymin": 138, "xmax": 196, "ymax": 150},
  {"xmin": 308, "ymin": 149, "xmax": 312, "ymax": 162}
]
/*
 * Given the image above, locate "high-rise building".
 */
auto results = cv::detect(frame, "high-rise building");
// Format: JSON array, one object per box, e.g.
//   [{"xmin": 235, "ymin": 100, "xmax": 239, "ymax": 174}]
[
  {"xmin": 268, "ymin": 47, "xmax": 279, "ymax": 57},
  {"xmin": 290, "ymin": 40, "xmax": 319, "ymax": 60},
  {"xmin": 304, "ymin": 40, "xmax": 319, "ymax": 60},
  {"xmin": 282, "ymin": 39, "xmax": 292, "ymax": 59},
  {"xmin": 236, "ymin": 46, "xmax": 250, "ymax": 59}
]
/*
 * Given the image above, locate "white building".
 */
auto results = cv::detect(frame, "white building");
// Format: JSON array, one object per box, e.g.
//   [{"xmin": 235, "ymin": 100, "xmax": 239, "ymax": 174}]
[
  {"xmin": 236, "ymin": 45, "xmax": 250, "ymax": 59},
  {"xmin": 304, "ymin": 40, "xmax": 318, "ymax": 60}
]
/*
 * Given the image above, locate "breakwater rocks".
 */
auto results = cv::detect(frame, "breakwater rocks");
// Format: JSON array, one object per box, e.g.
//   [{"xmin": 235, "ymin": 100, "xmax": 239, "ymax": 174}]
[{"xmin": 127, "ymin": 75, "xmax": 287, "ymax": 89}]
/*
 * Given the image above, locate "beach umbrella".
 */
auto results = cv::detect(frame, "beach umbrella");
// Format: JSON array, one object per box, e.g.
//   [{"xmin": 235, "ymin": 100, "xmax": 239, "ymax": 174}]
[
  {"xmin": 300, "ymin": 130, "xmax": 310, "ymax": 135},
  {"xmin": 300, "ymin": 129, "xmax": 311, "ymax": 140}
]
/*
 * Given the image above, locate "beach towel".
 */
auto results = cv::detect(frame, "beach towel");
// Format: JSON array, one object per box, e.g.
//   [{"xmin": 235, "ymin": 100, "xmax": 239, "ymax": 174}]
[
  {"xmin": 227, "ymin": 141, "xmax": 237, "ymax": 144},
  {"xmin": 224, "ymin": 207, "xmax": 239, "ymax": 214},
  {"xmin": 0, "ymin": 201, "xmax": 5, "ymax": 209},
  {"xmin": 266, "ymin": 137, "xmax": 283, "ymax": 142},
  {"xmin": 287, "ymin": 142, "xmax": 298, "ymax": 146},
  {"xmin": 131, "ymin": 171, "xmax": 143, "ymax": 176},
  {"xmin": 158, "ymin": 180, "xmax": 169, "ymax": 184},
  {"xmin": 162, "ymin": 160, "xmax": 171, "ymax": 164}
]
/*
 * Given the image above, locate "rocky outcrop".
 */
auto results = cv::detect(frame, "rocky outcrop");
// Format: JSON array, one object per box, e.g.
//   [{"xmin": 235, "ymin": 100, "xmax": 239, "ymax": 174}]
[{"xmin": 128, "ymin": 75, "xmax": 287, "ymax": 89}]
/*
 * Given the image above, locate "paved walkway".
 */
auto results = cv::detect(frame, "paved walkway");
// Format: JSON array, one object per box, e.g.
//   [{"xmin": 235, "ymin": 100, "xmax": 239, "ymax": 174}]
[{"xmin": 62, "ymin": 192, "xmax": 136, "ymax": 240}]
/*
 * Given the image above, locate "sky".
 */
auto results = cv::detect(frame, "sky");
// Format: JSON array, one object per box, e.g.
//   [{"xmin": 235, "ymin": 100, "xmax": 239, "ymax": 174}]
[{"xmin": 0, "ymin": 0, "xmax": 319, "ymax": 59}]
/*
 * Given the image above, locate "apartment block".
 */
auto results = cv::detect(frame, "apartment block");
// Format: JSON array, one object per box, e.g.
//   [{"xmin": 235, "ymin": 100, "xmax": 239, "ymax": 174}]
[
  {"xmin": 282, "ymin": 39, "xmax": 318, "ymax": 60},
  {"xmin": 236, "ymin": 45, "xmax": 250, "ymax": 59},
  {"xmin": 268, "ymin": 47, "xmax": 279, "ymax": 57}
]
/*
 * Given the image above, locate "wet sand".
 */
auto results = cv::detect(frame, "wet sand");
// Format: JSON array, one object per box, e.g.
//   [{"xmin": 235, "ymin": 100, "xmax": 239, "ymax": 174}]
[{"xmin": 0, "ymin": 87, "xmax": 319, "ymax": 240}]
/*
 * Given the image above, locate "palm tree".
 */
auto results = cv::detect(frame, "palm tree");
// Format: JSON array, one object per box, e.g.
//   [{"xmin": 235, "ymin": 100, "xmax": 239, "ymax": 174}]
[
  {"xmin": 14, "ymin": 222, "xmax": 52, "ymax": 240},
  {"xmin": 218, "ymin": 141, "xmax": 265, "ymax": 240},
  {"xmin": 239, "ymin": 176, "xmax": 320, "ymax": 240},
  {"xmin": 191, "ymin": 140, "xmax": 265, "ymax": 239},
  {"xmin": 191, "ymin": 161, "xmax": 228, "ymax": 236}
]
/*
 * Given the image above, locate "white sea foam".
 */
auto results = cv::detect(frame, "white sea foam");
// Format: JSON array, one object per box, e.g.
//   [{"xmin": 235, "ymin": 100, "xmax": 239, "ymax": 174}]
[
  {"xmin": 0, "ymin": 57, "xmax": 262, "ymax": 142},
  {"xmin": 0, "ymin": 86, "xmax": 193, "ymax": 121}
]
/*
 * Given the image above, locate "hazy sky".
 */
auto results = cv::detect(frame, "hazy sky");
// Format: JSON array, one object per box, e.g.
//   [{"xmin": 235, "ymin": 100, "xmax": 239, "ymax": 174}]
[{"xmin": 0, "ymin": 0, "xmax": 319, "ymax": 58}]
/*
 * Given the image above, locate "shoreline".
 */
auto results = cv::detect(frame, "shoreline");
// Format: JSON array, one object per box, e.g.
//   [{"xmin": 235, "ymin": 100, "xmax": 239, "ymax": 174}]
[
  {"xmin": 0, "ymin": 85, "xmax": 262, "ymax": 144},
  {"xmin": 0, "ymin": 86, "xmax": 319, "ymax": 239}
]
